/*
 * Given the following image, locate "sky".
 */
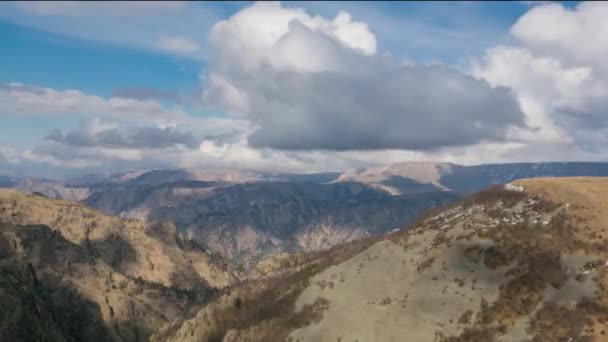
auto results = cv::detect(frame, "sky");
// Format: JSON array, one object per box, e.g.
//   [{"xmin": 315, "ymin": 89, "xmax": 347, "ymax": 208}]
[{"xmin": 3, "ymin": 0, "xmax": 607, "ymax": 179}]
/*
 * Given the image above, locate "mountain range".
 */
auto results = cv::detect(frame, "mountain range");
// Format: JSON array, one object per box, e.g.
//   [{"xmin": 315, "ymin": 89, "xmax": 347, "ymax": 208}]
[
  {"xmin": 5, "ymin": 161, "xmax": 608, "ymax": 266},
  {"xmin": 4, "ymin": 177, "xmax": 608, "ymax": 340}
]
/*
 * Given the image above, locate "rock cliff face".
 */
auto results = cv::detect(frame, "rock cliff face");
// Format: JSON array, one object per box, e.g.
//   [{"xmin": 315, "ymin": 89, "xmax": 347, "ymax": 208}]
[
  {"xmin": 0, "ymin": 190, "xmax": 239, "ymax": 342},
  {"xmin": 158, "ymin": 177, "xmax": 608, "ymax": 342}
]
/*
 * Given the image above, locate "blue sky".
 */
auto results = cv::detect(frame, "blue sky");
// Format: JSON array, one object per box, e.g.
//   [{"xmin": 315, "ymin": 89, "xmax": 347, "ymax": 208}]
[
  {"xmin": 3, "ymin": 1, "xmax": 604, "ymax": 178},
  {"xmin": 0, "ymin": 20, "xmax": 201, "ymax": 96}
]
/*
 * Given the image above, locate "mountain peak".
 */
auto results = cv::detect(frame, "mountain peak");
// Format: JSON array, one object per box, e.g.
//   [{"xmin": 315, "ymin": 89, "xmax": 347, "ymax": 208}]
[{"xmin": 336, "ymin": 161, "xmax": 457, "ymax": 194}]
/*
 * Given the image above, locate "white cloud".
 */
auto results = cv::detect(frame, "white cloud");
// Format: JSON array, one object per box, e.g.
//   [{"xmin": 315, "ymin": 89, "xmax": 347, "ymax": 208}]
[
  {"xmin": 203, "ymin": 2, "xmax": 525, "ymax": 152},
  {"xmin": 0, "ymin": 83, "xmax": 189, "ymax": 126},
  {"xmin": 2, "ymin": 1, "xmax": 217, "ymax": 59},
  {"xmin": 472, "ymin": 1, "xmax": 608, "ymax": 162},
  {"xmin": 511, "ymin": 2, "xmax": 608, "ymax": 70},
  {"xmin": 46, "ymin": 119, "xmax": 199, "ymax": 149},
  {"xmin": 208, "ymin": 1, "xmax": 376, "ymax": 73},
  {"xmin": 472, "ymin": 46, "xmax": 584, "ymax": 143}
]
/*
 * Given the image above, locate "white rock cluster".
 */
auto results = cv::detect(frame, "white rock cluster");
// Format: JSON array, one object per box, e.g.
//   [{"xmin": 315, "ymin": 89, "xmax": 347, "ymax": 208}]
[
  {"xmin": 504, "ymin": 183, "xmax": 524, "ymax": 192},
  {"xmin": 428, "ymin": 204, "xmax": 486, "ymax": 224}
]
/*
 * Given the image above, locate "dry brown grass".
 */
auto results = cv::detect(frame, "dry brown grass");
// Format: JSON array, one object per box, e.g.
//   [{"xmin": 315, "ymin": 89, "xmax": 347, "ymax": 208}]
[
  {"xmin": 156, "ymin": 234, "xmax": 382, "ymax": 341},
  {"xmin": 287, "ymin": 177, "xmax": 608, "ymax": 341},
  {"xmin": 440, "ymin": 178, "xmax": 608, "ymax": 341}
]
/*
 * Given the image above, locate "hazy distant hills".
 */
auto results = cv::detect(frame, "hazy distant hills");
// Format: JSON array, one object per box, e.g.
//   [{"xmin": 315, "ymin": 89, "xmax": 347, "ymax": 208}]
[{"xmin": 6, "ymin": 161, "xmax": 608, "ymax": 265}]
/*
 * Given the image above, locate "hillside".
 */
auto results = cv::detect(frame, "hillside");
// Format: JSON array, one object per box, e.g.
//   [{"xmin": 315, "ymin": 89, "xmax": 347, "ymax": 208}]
[
  {"xmin": 0, "ymin": 190, "xmax": 240, "ymax": 342},
  {"xmin": 158, "ymin": 177, "xmax": 608, "ymax": 341}
]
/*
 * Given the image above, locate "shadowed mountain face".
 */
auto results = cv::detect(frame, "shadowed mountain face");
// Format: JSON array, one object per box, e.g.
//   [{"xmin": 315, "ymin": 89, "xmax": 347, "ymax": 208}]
[
  {"xmin": 84, "ymin": 181, "xmax": 459, "ymax": 265},
  {"xmin": 0, "ymin": 190, "xmax": 239, "ymax": 342},
  {"xmin": 8, "ymin": 162, "xmax": 608, "ymax": 266},
  {"xmin": 159, "ymin": 177, "xmax": 608, "ymax": 341}
]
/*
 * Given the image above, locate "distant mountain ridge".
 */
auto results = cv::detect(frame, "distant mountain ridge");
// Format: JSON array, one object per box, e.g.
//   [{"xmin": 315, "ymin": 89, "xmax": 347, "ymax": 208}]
[
  {"xmin": 10, "ymin": 161, "xmax": 608, "ymax": 197},
  {"xmin": 334, "ymin": 161, "xmax": 454, "ymax": 194},
  {"xmin": 336, "ymin": 161, "xmax": 608, "ymax": 194}
]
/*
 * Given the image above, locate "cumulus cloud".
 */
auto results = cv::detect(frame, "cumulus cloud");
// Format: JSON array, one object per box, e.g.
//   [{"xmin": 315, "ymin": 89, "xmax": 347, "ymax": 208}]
[
  {"xmin": 510, "ymin": 2, "xmax": 608, "ymax": 70},
  {"xmin": 509, "ymin": 2, "xmax": 608, "ymax": 123},
  {"xmin": 0, "ymin": 80, "xmax": 263, "ymax": 175},
  {"xmin": 0, "ymin": 82, "xmax": 252, "ymax": 137},
  {"xmin": 473, "ymin": 1, "xmax": 608, "ymax": 157},
  {"xmin": 45, "ymin": 120, "xmax": 199, "ymax": 150},
  {"xmin": 21, "ymin": 123, "xmax": 197, "ymax": 172},
  {"xmin": 472, "ymin": 46, "xmax": 583, "ymax": 143},
  {"xmin": 202, "ymin": 2, "xmax": 526, "ymax": 151}
]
